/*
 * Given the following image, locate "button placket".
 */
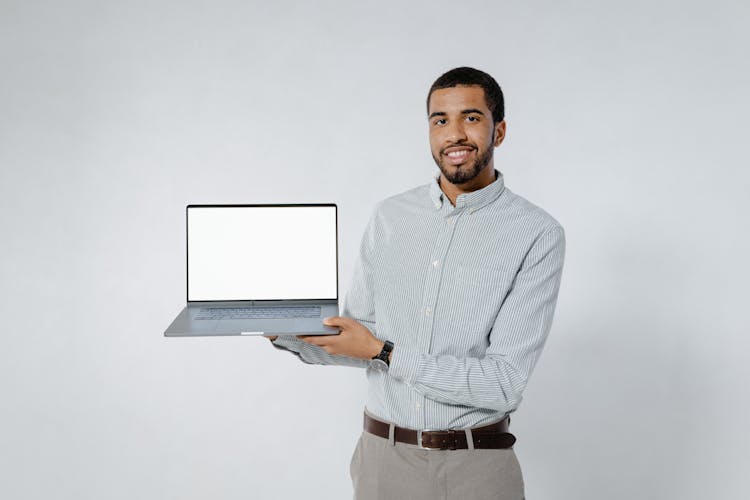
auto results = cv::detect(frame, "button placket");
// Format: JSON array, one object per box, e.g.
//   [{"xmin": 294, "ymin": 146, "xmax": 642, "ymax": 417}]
[
  {"xmin": 423, "ymin": 211, "xmax": 459, "ymax": 341},
  {"xmin": 415, "ymin": 212, "xmax": 457, "ymax": 430}
]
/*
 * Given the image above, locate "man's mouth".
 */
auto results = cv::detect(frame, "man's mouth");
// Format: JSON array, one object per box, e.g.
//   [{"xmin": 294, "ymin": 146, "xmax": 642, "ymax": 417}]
[{"xmin": 442, "ymin": 146, "xmax": 475, "ymax": 166}]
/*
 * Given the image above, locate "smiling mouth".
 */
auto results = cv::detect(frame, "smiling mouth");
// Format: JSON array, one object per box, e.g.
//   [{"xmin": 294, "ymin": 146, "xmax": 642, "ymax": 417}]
[{"xmin": 443, "ymin": 147, "xmax": 475, "ymax": 165}]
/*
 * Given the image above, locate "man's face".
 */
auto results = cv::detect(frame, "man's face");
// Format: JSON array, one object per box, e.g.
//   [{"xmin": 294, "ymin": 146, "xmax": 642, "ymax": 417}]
[{"xmin": 428, "ymin": 85, "xmax": 505, "ymax": 185}]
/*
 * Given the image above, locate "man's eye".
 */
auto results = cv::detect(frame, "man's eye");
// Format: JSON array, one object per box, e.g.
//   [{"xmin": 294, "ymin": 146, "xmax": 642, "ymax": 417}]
[
  {"xmin": 466, "ymin": 116, "xmax": 479, "ymax": 122},
  {"xmin": 434, "ymin": 119, "xmax": 447, "ymax": 126}
]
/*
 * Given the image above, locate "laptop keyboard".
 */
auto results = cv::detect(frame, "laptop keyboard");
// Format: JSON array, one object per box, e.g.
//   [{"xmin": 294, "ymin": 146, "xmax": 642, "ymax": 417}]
[{"xmin": 195, "ymin": 306, "xmax": 321, "ymax": 320}]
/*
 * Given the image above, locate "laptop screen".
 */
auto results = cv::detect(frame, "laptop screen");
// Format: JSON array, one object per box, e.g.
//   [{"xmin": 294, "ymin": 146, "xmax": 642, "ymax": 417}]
[{"xmin": 187, "ymin": 205, "xmax": 337, "ymax": 302}]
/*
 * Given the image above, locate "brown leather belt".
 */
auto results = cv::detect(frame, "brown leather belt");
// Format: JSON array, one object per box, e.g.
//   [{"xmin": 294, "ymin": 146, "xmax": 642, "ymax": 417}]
[{"xmin": 364, "ymin": 413, "xmax": 516, "ymax": 450}]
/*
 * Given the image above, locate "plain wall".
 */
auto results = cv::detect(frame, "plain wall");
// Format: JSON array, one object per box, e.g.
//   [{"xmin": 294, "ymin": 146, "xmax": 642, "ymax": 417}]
[{"xmin": 1, "ymin": 1, "xmax": 748, "ymax": 498}]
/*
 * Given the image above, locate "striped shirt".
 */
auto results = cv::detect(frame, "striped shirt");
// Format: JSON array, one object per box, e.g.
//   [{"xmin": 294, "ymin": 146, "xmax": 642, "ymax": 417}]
[{"xmin": 273, "ymin": 170, "xmax": 566, "ymax": 429}]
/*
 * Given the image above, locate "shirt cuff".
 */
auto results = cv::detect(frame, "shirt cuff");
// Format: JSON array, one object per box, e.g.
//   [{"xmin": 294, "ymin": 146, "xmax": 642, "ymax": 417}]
[
  {"xmin": 388, "ymin": 347, "xmax": 421, "ymax": 385},
  {"xmin": 271, "ymin": 335, "xmax": 303, "ymax": 352}
]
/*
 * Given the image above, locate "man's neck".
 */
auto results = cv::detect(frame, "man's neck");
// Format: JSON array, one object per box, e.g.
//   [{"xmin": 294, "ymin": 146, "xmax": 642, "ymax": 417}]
[{"xmin": 438, "ymin": 166, "xmax": 497, "ymax": 207}]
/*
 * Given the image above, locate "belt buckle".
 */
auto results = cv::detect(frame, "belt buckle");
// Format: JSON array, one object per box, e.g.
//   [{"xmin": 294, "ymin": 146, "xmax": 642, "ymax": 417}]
[
  {"xmin": 418, "ymin": 428, "xmax": 458, "ymax": 450},
  {"xmin": 418, "ymin": 429, "xmax": 439, "ymax": 450}
]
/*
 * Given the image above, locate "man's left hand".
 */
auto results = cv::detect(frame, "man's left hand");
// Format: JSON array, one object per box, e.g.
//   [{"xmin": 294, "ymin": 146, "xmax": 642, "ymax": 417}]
[{"xmin": 298, "ymin": 317, "xmax": 383, "ymax": 360}]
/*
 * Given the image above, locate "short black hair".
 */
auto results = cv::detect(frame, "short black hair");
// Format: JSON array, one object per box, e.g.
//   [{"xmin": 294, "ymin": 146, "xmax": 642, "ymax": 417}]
[{"xmin": 427, "ymin": 67, "xmax": 505, "ymax": 123}]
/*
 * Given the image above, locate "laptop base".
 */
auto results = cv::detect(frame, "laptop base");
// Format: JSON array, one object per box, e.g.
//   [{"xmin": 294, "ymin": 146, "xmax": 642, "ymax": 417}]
[{"xmin": 164, "ymin": 300, "xmax": 340, "ymax": 337}]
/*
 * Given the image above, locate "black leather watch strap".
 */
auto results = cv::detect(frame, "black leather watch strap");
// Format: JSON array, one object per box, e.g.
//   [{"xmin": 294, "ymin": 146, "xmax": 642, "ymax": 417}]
[{"xmin": 372, "ymin": 340, "xmax": 394, "ymax": 366}]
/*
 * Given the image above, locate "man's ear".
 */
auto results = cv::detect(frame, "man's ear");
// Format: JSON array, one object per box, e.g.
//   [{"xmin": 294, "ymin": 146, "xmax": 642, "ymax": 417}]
[{"xmin": 494, "ymin": 120, "xmax": 506, "ymax": 147}]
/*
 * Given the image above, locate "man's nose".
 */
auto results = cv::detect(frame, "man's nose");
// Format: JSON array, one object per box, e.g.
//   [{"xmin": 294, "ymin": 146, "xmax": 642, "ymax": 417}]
[{"xmin": 446, "ymin": 120, "xmax": 467, "ymax": 142}]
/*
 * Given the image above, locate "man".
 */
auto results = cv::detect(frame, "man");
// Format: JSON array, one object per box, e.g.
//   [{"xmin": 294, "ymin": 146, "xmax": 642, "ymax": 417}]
[{"xmin": 270, "ymin": 66, "xmax": 565, "ymax": 499}]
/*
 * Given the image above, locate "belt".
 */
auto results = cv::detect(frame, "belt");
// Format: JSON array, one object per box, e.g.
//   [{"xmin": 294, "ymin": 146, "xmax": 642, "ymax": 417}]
[{"xmin": 363, "ymin": 413, "xmax": 516, "ymax": 450}]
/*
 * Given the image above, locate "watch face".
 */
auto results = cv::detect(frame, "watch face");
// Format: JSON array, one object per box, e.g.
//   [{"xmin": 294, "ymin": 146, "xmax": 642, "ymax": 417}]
[{"xmin": 369, "ymin": 358, "xmax": 389, "ymax": 372}]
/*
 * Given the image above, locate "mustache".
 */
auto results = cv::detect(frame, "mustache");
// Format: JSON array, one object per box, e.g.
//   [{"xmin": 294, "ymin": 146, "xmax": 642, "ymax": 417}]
[{"xmin": 440, "ymin": 143, "xmax": 477, "ymax": 155}]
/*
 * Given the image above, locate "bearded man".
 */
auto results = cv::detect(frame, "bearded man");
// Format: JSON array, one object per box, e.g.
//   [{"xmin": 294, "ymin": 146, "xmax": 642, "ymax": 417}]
[{"xmin": 271, "ymin": 66, "xmax": 566, "ymax": 500}]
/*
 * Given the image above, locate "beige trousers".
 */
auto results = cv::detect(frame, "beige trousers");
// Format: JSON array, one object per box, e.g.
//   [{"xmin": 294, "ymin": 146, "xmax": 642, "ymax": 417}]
[{"xmin": 350, "ymin": 430, "xmax": 525, "ymax": 500}]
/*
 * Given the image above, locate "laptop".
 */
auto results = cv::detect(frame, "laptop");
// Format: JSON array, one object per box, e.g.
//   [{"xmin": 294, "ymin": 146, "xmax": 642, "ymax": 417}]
[{"xmin": 164, "ymin": 204, "xmax": 340, "ymax": 337}]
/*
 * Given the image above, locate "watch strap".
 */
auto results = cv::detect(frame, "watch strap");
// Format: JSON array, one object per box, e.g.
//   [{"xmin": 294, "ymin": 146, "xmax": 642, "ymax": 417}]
[{"xmin": 372, "ymin": 340, "xmax": 394, "ymax": 366}]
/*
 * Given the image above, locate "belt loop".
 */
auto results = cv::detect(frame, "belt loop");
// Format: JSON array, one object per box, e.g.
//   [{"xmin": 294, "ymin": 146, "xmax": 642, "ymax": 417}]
[
  {"xmin": 388, "ymin": 423, "xmax": 395, "ymax": 446},
  {"xmin": 417, "ymin": 430, "xmax": 423, "ymax": 448},
  {"xmin": 465, "ymin": 428, "xmax": 475, "ymax": 450}
]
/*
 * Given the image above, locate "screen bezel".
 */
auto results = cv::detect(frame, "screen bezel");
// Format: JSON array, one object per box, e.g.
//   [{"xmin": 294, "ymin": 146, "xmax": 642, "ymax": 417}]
[{"xmin": 185, "ymin": 203, "xmax": 339, "ymax": 303}]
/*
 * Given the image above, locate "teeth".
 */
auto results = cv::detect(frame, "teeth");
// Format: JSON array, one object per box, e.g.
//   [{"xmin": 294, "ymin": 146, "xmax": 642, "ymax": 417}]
[{"xmin": 447, "ymin": 150, "xmax": 468, "ymax": 157}]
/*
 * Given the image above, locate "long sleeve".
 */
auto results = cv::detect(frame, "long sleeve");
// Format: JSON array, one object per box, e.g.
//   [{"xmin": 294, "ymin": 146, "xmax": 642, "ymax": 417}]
[
  {"xmin": 271, "ymin": 335, "xmax": 368, "ymax": 367},
  {"xmin": 387, "ymin": 225, "xmax": 566, "ymax": 413}
]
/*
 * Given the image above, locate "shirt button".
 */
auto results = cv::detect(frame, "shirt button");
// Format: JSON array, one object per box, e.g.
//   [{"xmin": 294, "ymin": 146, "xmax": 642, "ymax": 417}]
[
  {"xmin": 425, "ymin": 307, "xmax": 431, "ymax": 316},
  {"xmin": 416, "ymin": 402, "xmax": 421, "ymax": 410},
  {"xmin": 432, "ymin": 260, "xmax": 439, "ymax": 268},
  {"xmin": 447, "ymin": 218, "xmax": 453, "ymax": 224}
]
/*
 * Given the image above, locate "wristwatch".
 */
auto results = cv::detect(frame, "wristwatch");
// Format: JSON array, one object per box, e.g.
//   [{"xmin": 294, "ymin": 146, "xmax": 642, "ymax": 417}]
[{"xmin": 370, "ymin": 340, "xmax": 394, "ymax": 372}]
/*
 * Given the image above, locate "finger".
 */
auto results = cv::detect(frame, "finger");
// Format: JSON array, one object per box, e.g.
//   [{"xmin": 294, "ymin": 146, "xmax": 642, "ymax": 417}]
[
  {"xmin": 298, "ymin": 334, "xmax": 330, "ymax": 341},
  {"xmin": 322, "ymin": 316, "xmax": 344, "ymax": 326},
  {"xmin": 298, "ymin": 335, "xmax": 331, "ymax": 346},
  {"xmin": 323, "ymin": 316, "xmax": 355, "ymax": 328}
]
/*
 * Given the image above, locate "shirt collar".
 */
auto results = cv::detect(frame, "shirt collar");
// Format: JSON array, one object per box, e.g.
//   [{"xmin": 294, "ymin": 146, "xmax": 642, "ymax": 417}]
[{"xmin": 428, "ymin": 169, "xmax": 506, "ymax": 212}]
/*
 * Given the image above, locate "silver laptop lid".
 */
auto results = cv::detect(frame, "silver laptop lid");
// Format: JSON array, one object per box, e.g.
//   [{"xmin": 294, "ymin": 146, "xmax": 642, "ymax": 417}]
[{"xmin": 186, "ymin": 204, "xmax": 338, "ymax": 302}]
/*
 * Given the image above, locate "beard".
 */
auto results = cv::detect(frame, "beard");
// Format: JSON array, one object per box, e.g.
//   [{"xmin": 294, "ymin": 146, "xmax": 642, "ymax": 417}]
[{"xmin": 432, "ymin": 133, "xmax": 495, "ymax": 185}]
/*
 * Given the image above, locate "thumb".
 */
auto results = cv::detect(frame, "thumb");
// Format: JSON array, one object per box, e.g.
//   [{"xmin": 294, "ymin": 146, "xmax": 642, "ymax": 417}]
[{"xmin": 323, "ymin": 316, "xmax": 349, "ymax": 327}]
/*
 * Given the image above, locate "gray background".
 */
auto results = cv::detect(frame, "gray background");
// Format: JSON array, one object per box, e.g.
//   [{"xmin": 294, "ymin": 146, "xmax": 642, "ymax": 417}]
[{"xmin": 1, "ymin": 1, "xmax": 748, "ymax": 499}]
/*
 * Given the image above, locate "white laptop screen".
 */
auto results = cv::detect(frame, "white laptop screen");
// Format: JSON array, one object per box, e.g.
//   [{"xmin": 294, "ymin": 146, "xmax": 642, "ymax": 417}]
[{"xmin": 187, "ymin": 205, "xmax": 337, "ymax": 301}]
